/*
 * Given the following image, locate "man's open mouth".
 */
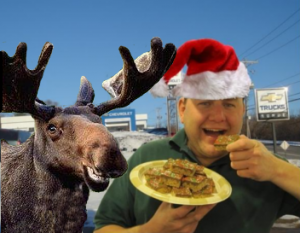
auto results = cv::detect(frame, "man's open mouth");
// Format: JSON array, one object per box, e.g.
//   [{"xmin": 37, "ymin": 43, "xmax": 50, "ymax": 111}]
[{"xmin": 203, "ymin": 128, "xmax": 226, "ymax": 136}]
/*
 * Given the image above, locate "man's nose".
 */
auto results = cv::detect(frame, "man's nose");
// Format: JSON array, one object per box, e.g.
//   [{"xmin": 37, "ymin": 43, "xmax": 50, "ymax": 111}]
[{"xmin": 208, "ymin": 106, "xmax": 226, "ymax": 122}]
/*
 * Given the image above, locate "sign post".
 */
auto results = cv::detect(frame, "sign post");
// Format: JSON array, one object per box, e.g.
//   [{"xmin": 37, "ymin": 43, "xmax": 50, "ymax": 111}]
[{"xmin": 255, "ymin": 87, "xmax": 289, "ymax": 153}]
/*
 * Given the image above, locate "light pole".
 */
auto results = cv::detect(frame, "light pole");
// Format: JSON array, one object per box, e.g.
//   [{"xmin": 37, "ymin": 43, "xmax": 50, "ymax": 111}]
[
  {"xmin": 245, "ymin": 83, "xmax": 254, "ymax": 138},
  {"xmin": 241, "ymin": 60, "xmax": 257, "ymax": 139}
]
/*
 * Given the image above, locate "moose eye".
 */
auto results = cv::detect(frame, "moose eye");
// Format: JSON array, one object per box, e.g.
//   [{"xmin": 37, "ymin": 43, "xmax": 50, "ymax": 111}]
[{"xmin": 47, "ymin": 124, "xmax": 58, "ymax": 134}]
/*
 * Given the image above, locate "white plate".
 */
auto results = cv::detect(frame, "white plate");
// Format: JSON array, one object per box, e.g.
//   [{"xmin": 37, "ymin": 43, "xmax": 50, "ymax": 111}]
[{"xmin": 130, "ymin": 160, "xmax": 232, "ymax": 205}]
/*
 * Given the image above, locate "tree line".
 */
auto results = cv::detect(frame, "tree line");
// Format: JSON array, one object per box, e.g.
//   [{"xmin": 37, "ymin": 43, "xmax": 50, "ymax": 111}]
[{"xmin": 241, "ymin": 113, "xmax": 300, "ymax": 141}]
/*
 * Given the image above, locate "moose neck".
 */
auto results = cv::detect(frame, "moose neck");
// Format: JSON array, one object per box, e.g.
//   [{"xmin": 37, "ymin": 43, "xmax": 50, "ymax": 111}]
[{"xmin": 31, "ymin": 130, "xmax": 89, "ymax": 233}]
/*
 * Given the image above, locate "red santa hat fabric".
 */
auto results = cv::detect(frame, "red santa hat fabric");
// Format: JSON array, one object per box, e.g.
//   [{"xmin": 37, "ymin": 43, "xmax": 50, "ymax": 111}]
[{"xmin": 150, "ymin": 38, "xmax": 252, "ymax": 99}]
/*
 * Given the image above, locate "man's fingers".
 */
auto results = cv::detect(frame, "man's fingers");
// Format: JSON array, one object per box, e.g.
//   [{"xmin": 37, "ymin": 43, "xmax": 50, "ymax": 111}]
[
  {"xmin": 236, "ymin": 169, "xmax": 253, "ymax": 179},
  {"xmin": 227, "ymin": 137, "xmax": 259, "ymax": 153},
  {"xmin": 171, "ymin": 205, "xmax": 197, "ymax": 219},
  {"xmin": 174, "ymin": 204, "xmax": 216, "ymax": 227},
  {"xmin": 229, "ymin": 151, "xmax": 251, "ymax": 161},
  {"xmin": 158, "ymin": 202, "xmax": 216, "ymax": 223},
  {"xmin": 157, "ymin": 202, "xmax": 197, "ymax": 220},
  {"xmin": 157, "ymin": 202, "xmax": 171, "ymax": 211},
  {"xmin": 193, "ymin": 204, "xmax": 216, "ymax": 221},
  {"xmin": 231, "ymin": 160, "xmax": 249, "ymax": 170}
]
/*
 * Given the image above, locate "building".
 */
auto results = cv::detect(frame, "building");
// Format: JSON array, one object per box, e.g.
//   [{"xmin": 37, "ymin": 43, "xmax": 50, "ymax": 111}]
[
  {"xmin": 0, "ymin": 109, "xmax": 148, "ymax": 133},
  {"xmin": 101, "ymin": 109, "xmax": 148, "ymax": 131},
  {"xmin": 0, "ymin": 115, "xmax": 35, "ymax": 132}
]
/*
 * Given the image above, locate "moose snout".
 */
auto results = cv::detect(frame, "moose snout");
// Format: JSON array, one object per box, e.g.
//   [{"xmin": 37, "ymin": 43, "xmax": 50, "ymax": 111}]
[
  {"xmin": 84, "ymin": 139, "xmax": 128, "ymax": 179},
  {"xmin": 78, "ymin": 122, "xmax": 128, "ymax": 180},
  {"xmin": 99, "ymin": 148, "xmax": 128, "ymax": 178}
]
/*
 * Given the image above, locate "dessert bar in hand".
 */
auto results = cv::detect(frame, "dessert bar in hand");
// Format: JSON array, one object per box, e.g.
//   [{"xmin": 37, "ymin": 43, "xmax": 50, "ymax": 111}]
[{"xmin": 214, "ymin": 134, "xmax": 240, "ymax": 151}]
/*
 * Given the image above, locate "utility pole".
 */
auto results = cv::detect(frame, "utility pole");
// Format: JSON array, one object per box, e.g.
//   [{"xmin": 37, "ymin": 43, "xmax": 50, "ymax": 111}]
[
  {"xmin": 241, "ymin": 59, "xmax": 258, "ymax": 138},
  {"xmin": 156, "ymin": 108, "xmax": 162, "ymax": 128},
  {"xmin": 166, "ymin": 87, "xmax": 178, "ymax": 136},
  {"xmin": 166, "ymin": 71, "xmax": 183, "ymax": 136}
]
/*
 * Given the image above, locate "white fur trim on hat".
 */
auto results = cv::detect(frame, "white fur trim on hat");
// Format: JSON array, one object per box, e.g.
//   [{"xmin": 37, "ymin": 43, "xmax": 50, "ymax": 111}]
[
  {"xmin": 150, "ymin": 78, "xmax": 169, "ymax": 97},
  {"xmin": 173, "ymin": 62, "xmax": 251, "ymax": 99}
]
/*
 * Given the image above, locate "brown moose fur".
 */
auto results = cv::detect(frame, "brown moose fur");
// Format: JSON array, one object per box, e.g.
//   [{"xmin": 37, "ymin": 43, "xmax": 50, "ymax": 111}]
[{"xmin": 1, "ymin": 108, "xmax": 126, "ymax": 233}]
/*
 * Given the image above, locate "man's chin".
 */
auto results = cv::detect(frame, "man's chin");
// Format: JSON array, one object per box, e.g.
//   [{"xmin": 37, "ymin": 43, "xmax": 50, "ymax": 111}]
[{"xmin": 204, "ymin": 144, "xmax": 228, "ymax": 158}]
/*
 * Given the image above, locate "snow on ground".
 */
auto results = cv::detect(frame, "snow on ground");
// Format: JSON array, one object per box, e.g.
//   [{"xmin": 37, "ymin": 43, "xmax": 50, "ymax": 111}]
[{"xmin": 112, "ymin": 131, "xmax": 165, "ymax": 152}]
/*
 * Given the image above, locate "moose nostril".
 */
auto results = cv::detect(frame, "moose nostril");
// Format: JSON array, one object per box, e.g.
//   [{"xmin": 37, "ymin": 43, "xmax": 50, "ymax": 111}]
[
  {"xmin": 103, "ymin": 157, "xmax": 128, "ymax": 178},
  {"xmin": 92, "ymin": 144, "xmax": 128, "ymax": 178},
  {"xmin": 91, "ymin": 143, "xmax": 100, "ymax": 149},
  {"xmin": 108, "ymin": 170, "xmax": 125, "ymax": 178}
]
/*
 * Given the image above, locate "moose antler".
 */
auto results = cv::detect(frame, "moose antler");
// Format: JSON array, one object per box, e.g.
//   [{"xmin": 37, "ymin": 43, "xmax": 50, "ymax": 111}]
[
  {"xmin": 102, "ymin": 51, "xmax": 152, "ymax": 99},
  {"xmin": 94, "ymin": 37, "xmax": 176, "ymax": 115},
  {"xmin": 1, "ymin": 42, "xmax": 55, "ymax": 120},
  {"xmin": 2, "ymin": 37, "xmax": 175, "ymax": 120}
]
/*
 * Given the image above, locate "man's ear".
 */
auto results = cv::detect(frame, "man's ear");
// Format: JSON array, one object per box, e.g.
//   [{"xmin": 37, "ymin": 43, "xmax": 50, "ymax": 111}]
[{"xmin": 178, "ymin": 98, "xmax": 186, "ymax": 124}]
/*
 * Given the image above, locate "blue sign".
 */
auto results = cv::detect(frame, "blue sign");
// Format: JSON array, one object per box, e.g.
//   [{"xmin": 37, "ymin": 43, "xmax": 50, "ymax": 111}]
[{"xmin": 101, "ymin": 109, "xmax": 136, "ymax": 131}]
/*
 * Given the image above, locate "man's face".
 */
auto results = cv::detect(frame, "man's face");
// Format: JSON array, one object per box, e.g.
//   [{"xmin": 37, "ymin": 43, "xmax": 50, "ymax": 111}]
[{"xmin": 178, "ymin": 98, "xmax": 245, "ymax": 164}]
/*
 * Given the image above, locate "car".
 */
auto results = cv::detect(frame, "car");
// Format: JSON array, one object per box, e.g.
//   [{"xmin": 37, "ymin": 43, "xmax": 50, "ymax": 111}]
[{"xmin": 145, "ymin": 128, "xmax": 169, "ymax": 136}]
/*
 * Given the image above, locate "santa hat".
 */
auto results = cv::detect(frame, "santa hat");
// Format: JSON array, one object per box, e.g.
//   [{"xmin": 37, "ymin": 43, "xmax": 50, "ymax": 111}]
[{"xmin": 150, "ymin": 39, "xmax": 252, "ymax": 99}]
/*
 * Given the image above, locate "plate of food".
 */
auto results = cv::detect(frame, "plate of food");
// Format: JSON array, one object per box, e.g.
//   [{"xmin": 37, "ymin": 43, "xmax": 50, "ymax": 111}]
[{"xmin": 130, "ymin": 159, "xmax": 232, "ymax": 205}]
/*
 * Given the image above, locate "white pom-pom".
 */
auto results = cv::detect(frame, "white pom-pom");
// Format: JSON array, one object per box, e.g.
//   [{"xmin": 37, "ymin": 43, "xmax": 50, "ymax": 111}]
[{"xmin": 149, "ymin": 78, "xmax": 169, "ymax": 97}]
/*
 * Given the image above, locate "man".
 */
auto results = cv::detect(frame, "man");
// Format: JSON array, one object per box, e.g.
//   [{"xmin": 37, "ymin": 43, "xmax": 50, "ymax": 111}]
[{"xmin": 93, "ymin": 39, "xmax": 300, "ymax": 233}]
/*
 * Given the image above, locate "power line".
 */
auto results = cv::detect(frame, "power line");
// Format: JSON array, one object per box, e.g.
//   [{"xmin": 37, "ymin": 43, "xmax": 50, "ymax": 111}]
[
  {"xmin": 289, "ymin": 97, "xmax": 300, "ymax": 103},
  {"xmin": 243, "ymin": 18, "xmax": 300, "ymax": 58},
  {"xmin": 286, "ymin": 80, "xmax": 300, "ymax": 87},
  {"xmin": 289, "ymin": 92, "xmax": 300, "ymax": 97},
  {"xmin": 262, "ymin": 72, "xmax": 300, "ymax": 88},
  {"xmin": 254, "ymin": 76, "xmax": 300, "ymax": 91},
  {"xmin": 255, "ymin": 34, "xmax": 300, "ymax": 60},
  {"xmin": 239, "ymin": 7, "xmax": 300, "ymax": 57},
  {"xmin": 247, "ymin": 92, "xmax": 300, "ymax": 110},
  {"xmin": 247, "ymin": 96, "xmax": 300, "ymax": 111}
]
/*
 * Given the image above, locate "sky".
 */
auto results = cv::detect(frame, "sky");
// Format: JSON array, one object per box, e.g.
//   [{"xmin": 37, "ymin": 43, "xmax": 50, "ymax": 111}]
[{"xmin": 1, "ymin": 0, "xmax": 300, "ymax": 127}]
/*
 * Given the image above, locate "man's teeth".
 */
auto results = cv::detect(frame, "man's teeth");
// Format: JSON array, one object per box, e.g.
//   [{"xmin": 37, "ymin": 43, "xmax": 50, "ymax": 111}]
[{"xmin": 206, "ymin": 129, "xmax": 223, "ymax": 132}]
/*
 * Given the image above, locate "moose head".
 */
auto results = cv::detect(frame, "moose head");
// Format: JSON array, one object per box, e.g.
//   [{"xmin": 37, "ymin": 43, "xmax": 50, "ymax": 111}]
[{"xmin": 1, "ymin": 38, "xmax": 176, "ymax": 192}]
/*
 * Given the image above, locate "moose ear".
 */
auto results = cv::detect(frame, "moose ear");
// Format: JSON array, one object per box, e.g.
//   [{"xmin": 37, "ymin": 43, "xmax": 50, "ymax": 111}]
[{"xmin": 75, "ymin": 76, "xmax": 95, "ymax": 106}]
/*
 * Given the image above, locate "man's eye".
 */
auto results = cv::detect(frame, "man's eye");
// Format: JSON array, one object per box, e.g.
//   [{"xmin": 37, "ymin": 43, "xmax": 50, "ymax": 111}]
[
  {"xmin": 198, "ymin": 102, "xmax": 210, "ymax": 106},
  {"xmin": 224, "ymin": 103, "xmax": 235, "ymax": 108}
]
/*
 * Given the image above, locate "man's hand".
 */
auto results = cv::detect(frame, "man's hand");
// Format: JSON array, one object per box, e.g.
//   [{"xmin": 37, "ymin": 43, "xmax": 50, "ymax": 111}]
[
  {"xmin": 140, "ymin": 202, "xmax": 216, "ymax": 233},
  {"xmin": 227, "ymin": 135, "xmax": 300, "ymax": 201},
  {"xmin": 227, "ymin": 135, "xmax": 277, "ymax": 182}
]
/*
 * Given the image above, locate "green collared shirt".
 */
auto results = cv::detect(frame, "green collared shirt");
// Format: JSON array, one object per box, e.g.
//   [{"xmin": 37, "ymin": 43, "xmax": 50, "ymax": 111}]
[{"xmin": 94, "ymin": 129, "xmax": 300, "ymax": 233}]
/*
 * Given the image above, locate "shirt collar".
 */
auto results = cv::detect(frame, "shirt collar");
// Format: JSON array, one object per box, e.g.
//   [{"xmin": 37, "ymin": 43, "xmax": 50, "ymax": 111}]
[{"xmin": 169, "ymin": 128, "xmax": 187, "ymax": 149}]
